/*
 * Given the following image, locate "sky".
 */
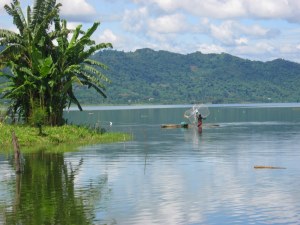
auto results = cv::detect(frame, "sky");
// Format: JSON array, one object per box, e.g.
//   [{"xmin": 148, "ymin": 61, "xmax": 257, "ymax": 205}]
[{"xmin": 1, "ymin": 0, "xmax": 300, "ymax": 62}]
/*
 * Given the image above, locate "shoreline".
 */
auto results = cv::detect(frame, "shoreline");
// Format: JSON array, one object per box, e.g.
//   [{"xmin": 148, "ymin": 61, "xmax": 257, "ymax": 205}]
[{"xmin": 0, "ymin": 124, "xmax": 132, "ymax": 153}]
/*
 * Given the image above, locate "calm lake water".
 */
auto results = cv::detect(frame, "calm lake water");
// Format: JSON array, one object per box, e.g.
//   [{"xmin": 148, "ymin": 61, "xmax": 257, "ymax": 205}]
[{"xmin": 1, "ymin": 103, "xmax": 300, "ymax": 225}]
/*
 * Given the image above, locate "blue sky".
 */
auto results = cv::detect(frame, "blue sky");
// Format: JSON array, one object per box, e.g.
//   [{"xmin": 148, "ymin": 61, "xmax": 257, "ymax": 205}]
[{"xmin": 1, "ymin": 0, "xmax": 300, "ymax": 62}]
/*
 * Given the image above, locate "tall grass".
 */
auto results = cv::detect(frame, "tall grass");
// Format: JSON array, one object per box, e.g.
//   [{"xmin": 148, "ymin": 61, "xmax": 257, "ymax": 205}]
[{"xmin": 0, "ymin": 124, "xmax": 132, "ymax": 153}]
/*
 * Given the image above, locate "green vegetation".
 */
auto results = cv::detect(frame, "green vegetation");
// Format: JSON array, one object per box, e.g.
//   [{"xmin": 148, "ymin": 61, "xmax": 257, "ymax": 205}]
[
  {"xmin": 0, "ymin": 123, "xmax": 132, "ymax": 152},
  {"xmin": 28, "ymin": 103, "xmax": 47, "ymax": 135},
  {"xmin": 74, "ymin": 48, "xmax": 300, "ymax": 104},
  {"xmin": 1, "ymin": 152, "xmax": 108, "ymax": 224},
  {"xmin": 0, "ymin": 0, "xmax": 111, "ymax": 125}
]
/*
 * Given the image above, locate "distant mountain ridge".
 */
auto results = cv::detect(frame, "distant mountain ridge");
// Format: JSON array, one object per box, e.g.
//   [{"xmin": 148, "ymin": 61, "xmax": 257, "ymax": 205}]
[
  {"xmin": 74, "ymin": 48, "xmax": 300, "ymax": 104},
  {"xmin": 1, "ymin": 47, "xmax": 300, "ymax": 105}
]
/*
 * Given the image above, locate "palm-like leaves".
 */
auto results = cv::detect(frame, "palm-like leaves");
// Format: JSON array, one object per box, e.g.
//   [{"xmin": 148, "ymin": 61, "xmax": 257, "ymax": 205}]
[
  {"xmin": 52, "ymin": 20, "xmax": 112, "ymax": 113},
  {"xmin": 0, "ymin": 0, "xmax": 112, "ymax": 125},
  {"xmin": 0, "ymin": 0, "xmax": 60, "ymax": 121}
]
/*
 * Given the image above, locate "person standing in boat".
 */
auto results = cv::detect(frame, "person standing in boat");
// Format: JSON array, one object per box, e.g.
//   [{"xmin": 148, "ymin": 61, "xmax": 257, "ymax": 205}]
[
  {"xmin": 196, "ymin": 112, "xmax": 203, "ymax": 127},
  {"xmin": 196, "ymin": 112, "xmax": 203, "ymax": 133}
]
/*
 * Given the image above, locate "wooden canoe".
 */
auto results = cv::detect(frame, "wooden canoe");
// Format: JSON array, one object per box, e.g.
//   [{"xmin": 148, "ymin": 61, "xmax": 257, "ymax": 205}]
[
  {"xmin": 161, "ymin": 124, "xmax": 219, "ymax": 129},
  {"xmin": 161, "ymin": 124, "xmax": 189, "ymax": 128}
]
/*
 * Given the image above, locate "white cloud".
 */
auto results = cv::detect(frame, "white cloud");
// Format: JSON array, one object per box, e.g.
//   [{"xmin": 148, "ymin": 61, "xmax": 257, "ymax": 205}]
[
  {"xmin": 235, "ymin": 37, "xmax": 248, "ymax": 45},
  {"xmin": 135, "ymin": 0, "xmax": 300, "ymax": 22},
  {"xmin": 132, "ymin": 0, "xmax": 246, "ymax": 18},
  {"xmin": 148, "ymin": 13, "xmax": 187, "ymax": 33},
  {"xmin": 96, "ymin": 29, "xmax": 133, "ymax": 51},
  {"xmin": 288, "ymin": 1, "xmax": 300, "ymax": 22},
  {"xmin": 235, "ymin": 22, "xmax": 280, "ymax": 39},
  {"xmin": 66, "ymin": 22, "xmax": 82, "ymax": 30},
  {"xmin": 280, "ymin": 43, "xmax": 300, "ymax": 54},
  {"xmin": 123, "ymin": 7, "xmax": 148, "ymax": 32},
  {"xmin": 245, "ymin": 0, "xmax": 291, "ymax": 19},
  {"xmin": 276, "ymin": 43, "xmax": 300, "ymax": 62},
  {"xmin": 234, "ymin": 42, "xmax": 275, "ymax": 57},
  {"xmin": 238, "ymin": 24, "xmax": 270, "ymax": 37},
  {"xmin": 146, "ymin": 31, "xmax": 170, "ymax": 42},
  {"xmin": 122, "ymin": 8, "xmax": 190, "ymax": 44},
  {"xmin": 187, "ymin": 0, "xmax": 246, "ymax": 19},
  {"xmin": 0, "ymin": 0, "xmax": 9, "ymax": 6},
  {"xmin": 197, "ymin": 44, "xmax": 225, "ymax": 54},
  {"xmin": 2, "ymin": 0, "xmax": 300, "ymax": 62},
  {"xmin": 57, "ymin": 0, "xmax": 96, "ymax": 22},
  {"xmin": 98, "ymin": 29, "xmax": 118, "ymax": 44},
  {"xmin": 149, "ymin": 0, "xmax": 182, "ymax": 12},
  {"xmin": 208, "ymin": 20, "xmax": 279, "ymax": 46},
  {"xmin": 210, "ymin": 22, "xmax": 235, "ymax": 45},
  {"xmin": 0, "ymin": 0, "xmax": 10, "ymax": 12}
]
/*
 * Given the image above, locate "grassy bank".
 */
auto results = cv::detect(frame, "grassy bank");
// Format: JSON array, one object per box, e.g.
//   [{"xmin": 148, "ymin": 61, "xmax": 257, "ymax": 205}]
[{"xmin": 0, "ymin": 124, "xmax": 132, "ymax": 153}]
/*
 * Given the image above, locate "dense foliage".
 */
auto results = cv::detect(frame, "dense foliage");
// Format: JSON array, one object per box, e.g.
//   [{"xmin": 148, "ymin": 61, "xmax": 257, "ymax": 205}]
[
  {"xmin": 0, "ymin": 0, "xmax": 111, "ymax": 125},
  {"xmin": 75, "ymin": 48, "xmax": 300, "ymax": 104}
]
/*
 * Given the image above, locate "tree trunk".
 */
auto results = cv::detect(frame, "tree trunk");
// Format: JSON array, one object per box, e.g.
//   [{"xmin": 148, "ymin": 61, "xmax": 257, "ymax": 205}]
[
  {"xmin": 51, "ymin": 106, "xmax": 64, "ymax": 126},
  {"xmin": 12, "ymin": 131, "xmax": 21, "ymax": 174}
]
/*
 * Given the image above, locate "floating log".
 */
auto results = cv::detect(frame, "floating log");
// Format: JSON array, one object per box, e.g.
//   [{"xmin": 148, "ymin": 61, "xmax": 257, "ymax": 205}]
[{"xmin": 254, "ymin": 165, "xmax": 286, "ymax": 169}]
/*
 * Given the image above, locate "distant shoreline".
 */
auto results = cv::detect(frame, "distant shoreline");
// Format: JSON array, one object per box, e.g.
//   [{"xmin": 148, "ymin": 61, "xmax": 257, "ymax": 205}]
[{"xmin": 65, "ymin": 102, "xmax": 300, "ymax": 111}]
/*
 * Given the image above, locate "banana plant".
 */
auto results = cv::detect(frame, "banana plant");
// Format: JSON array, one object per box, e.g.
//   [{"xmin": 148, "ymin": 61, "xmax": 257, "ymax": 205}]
[
  {"xmin": 0, "ymin": 0, "xmax": 112, "ymax": 125},
  {"xmin": 0, "ymin": 0, "xmax": 61, "ymax": 122}
]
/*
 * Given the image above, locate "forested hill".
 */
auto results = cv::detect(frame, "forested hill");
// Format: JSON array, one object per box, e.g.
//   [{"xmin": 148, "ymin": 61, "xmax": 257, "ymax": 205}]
[
  {"xmin": 2, "ymin": 47, "xmax": 300, "ymax": 104},
  {"xmin": 74, "ymin": 48, "xmax": 300, "ymax": 104}
]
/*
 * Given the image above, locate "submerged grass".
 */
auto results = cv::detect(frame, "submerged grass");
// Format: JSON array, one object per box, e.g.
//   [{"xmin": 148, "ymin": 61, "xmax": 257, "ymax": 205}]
[{"xmin": 0, "ymin": 123, "xmax": 132, "ymax": 153}]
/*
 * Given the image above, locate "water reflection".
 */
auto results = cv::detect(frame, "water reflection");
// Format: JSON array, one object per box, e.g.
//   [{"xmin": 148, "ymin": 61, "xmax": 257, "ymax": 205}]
[
  {"xmin": 0, "ymin": 152, "xmax": 109, "ymax": 225},
  {"xmin": 1, "ymin": 104, "xmax": 300, "ymax": 224},
  {"xmin": 63, "ymin": 105, "xmax": 300, "ymax": 224}
]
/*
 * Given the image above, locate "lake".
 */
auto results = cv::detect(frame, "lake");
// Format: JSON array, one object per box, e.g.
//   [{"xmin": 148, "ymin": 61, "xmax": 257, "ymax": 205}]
[{"xmin": 1, "ymin": 103, "xmax": 300, "ymax": 225}]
